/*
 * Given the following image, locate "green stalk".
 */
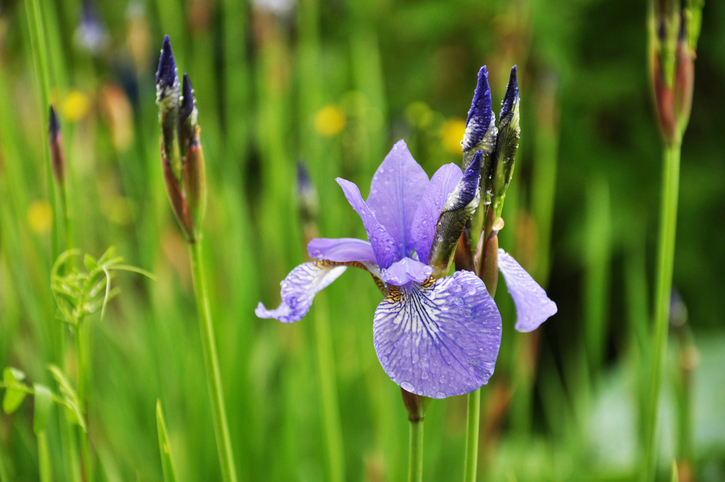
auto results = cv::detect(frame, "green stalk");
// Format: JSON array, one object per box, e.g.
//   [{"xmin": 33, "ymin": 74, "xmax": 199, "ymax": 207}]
[
  {"xmin": 462, "ymin": 388, "xmax": 481, "ymax": 482},
  {"xmin": 76, "ymin": 320, "xmax": 92, "ymax": 482},
  {"xmin": 312, "ymin": 300, "xmax": 346, "ymax": 482},
  {"xmin": 188, "ymin": 240, "xmax": 238, "ymax": 482},
  {"xmin": 408, "ymin": 419, "xmax": 424, "ymax": 482},
  {"xmin": 26, "ymin": 0, "xmax": 63, "ymax": 261},
  {"xmin": 37, "ymin": 431, "xmax": 52, "ymax": 482},
  {"xmin": 643, "ymin": 142, "xmax": 681, "ymax": 481}
]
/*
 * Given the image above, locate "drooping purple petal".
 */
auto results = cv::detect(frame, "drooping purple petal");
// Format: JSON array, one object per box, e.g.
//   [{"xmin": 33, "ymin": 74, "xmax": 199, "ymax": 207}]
[
  {"xmin": 307, "ymin": 238, "xmax": 377, "ymax": 264},
  {"xmin": 410, "ymin": 164, "xmax": 463, "ymax": 265},
  {"xmin": 497, "ymin": 249, "xmax": 557, "ymax": 332},
  {"xmin": 365, "ymin": 140, "xmax": 429, "ymax": 258},
  {"xmin": 462, "ymin": 66, "xmax": 494, "ymax": 153},
  {"xmin": 380, "ymin": 257, "xmax": 433, "ymax": 286},
  {"xmin": 256, "ymin": 261, "xmax": 347, "ymax": 323},
  {"xmin": 373, "ymin": 271, "xmax": 502, "ymax": 399},
  {"xmin": 336, "ymin": 178, "xmax": 398, "ymax": 269}
]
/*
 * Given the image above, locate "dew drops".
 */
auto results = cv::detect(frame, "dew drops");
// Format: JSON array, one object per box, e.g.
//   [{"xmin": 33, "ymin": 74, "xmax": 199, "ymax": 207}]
[
  {"xmin": 401, "ymin": 382, "xmax": 414, "ymax": 392},
  {"xmin": 451, "ymin": 283, "xmax": 462, "ymax": 293},
  {"xmin": 382, "ymin": 356, "xmax": 389, "ymax": 364},
  {"xmin": 422, "ymin": 371, "xmax": 429, "ymax": 379},
  {"xmin": 468, "ymin": 287, "xmax": 477, "ymax": 296},
  {"xmin": 436, "ymin": 392, "xmax": 446, "ymax": 398}
]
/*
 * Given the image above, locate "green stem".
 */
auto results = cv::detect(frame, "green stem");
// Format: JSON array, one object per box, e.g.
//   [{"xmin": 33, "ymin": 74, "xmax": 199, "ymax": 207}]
[
  {"xmin": 26, "ymin": 0, "xmax": 63, "ymax": 261},
  {"xmin": 76, "ymin": 321, "xmax": 92, "ymax": 482},
  {"xmin": 408, "ymin": 419, "xmax": 424, "ymax": 482},
  {"xmin": 463, "ymin": 388, "xmax": 481, "ymax": 482},
  {"xmin": 643, "ymin": 142, "xmax": 681, "ymax": 481},
  {"xmin": 38, "ymin": 431, "xmax": 52, "ymax": 482},
  {"xmin": 189, "ymin": 240, "xmax": 238, "ymax": 482},
  {"xmin": 313, "ymin": 302, "xmax": 345, "ymax": 482}
]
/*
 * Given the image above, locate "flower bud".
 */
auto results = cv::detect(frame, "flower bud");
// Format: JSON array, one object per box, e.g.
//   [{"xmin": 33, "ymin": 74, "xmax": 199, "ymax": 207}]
[
  {"xmin": 156, "ymin": 36, "xmax": 207, "ymax": 242},
  {"xmin": 461, "ymin": 66, "xmax": 497, "ymax": 189},
  {"xmin": 491, "ymin": 66, "xmax": 520, "ymax": 219},
  {"xmin": 428, "ymin": 151, "xmax": 482, "ymax": 278},
  {"xmin": 156, "ymin": 35, "xmax": 183, "ymax": 182},
  {"xmin": 48, "ymin": 105, "xmax": 65, "ymax": 183},
  {"xmin": 649, "ymin": 1, "xmax": 701, "ymax": 146}
]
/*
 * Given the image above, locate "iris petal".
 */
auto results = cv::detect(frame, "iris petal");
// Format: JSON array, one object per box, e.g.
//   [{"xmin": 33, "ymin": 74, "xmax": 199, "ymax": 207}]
[
  {"xmin": 497, "ymin": 249, "xmax": 557, "ymax": 332},
  {"xmin": 337, "ymin": 178, "xmax": 399, "ymax": 269},
  {"xmin": 410, "ymin": 164, "xmax": 463, "ymax": 265},
  {"xmin": 380, "ymin": 257, "xmax": 433, "ymax": 286},
  {"xmin": 308, "ymin": 238, "xmax": 377, "ymax": 264},
  {"xmin": 256, "ymin": 261, "xmax": 347, "ymax": 323},
  {"xmin": 366, "ymin": 140, "xmax": 430, "ymax": 258},
  {"xmin": 373, "ymin": 271, "xmax": 501, "ymax": 399}
]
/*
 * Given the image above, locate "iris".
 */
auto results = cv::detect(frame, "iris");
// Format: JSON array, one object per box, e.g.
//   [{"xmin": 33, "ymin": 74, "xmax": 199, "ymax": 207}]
[{"xmin": 257, "ymin": 137, "xmax": 556, "ymax": 399}]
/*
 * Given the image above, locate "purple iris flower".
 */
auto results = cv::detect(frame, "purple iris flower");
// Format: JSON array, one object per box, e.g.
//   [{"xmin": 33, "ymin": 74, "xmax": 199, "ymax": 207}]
[{"xmin": 257, "ymin": 139, "xmax": 556, "ymax": 398}]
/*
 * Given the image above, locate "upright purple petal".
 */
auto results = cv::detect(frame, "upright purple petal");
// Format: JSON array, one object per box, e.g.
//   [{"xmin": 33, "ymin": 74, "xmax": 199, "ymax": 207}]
[
  {"xmin": 366, "ymin": 140, "xmax": 429, "ymax": 258},
  {"xmin": 497, "ymin": 249, "xmax": 557, "ymax": 332},
  {"xmin": 337, "ymin": 178, "xmax": 398, "ymax": 268},
  {"xmin": 373, "ymin": 271, "xmax": 502, "ymax": 399},
  {"xmin": 307, "ymin": 238, "xmax": 377, "ymax": 264},
  {"xmin": 380, "ymin": 257, "xmax": 433, "ymax": 286},
  {"xmin": 256, "ymin": 261, "xmax": 347, "ymax": 323},
  {"xmin": 410, "ymin": 164, "xmax": 463, "ymax": 265}
]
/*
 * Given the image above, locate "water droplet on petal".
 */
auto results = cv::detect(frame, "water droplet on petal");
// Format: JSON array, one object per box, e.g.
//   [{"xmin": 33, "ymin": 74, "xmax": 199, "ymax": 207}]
[
  {"xmin": 401, "ymin": 382, "xmax": 414, "ymax": 392},
  {"xmin": 436, "ymin": 391, "xmax": 446, "ymax": 398},
  {"xmin": 422, "ymin": 371, "xmax": 429, "ymax": 379}
]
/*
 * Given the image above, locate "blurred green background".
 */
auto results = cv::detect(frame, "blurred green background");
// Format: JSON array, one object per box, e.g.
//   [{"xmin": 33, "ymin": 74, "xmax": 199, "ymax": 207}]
[{"xmin": 0, "ymin": 0, "xmax": 724, "ymax": 480}]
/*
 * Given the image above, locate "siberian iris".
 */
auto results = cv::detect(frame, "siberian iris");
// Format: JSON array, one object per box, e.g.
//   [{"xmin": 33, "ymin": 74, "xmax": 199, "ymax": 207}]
[{"xmin": 257, "ymin": 140, "xmax": 555, "ymax": 398}]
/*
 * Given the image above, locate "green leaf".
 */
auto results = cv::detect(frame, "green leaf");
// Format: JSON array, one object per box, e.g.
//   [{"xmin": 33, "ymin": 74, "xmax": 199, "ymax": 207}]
[
  {"xmin": 48, "ymin": 365, "xmax": 86, "ymax": 432},
  {"xmin": 2, "ymin": 367, "xmax": 27, "ymax": 414},
  {"xmin": 156, "ymin": 400, "xmax": 177, "ymax": 482},
  {"xmin": 33, "ymin": 384, "xmax": 53, "ymax": 434}
]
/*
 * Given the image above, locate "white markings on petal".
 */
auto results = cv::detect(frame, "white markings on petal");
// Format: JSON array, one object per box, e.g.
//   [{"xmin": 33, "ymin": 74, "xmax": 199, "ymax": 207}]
[{"xmin": 373, "ymin": 271, "xmax": 501, "ymax": 398}]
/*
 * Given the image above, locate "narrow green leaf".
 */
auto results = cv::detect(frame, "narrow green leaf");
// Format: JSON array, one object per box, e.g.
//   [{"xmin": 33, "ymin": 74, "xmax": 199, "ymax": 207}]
[
  {"xmin": 33, "ymin": 384, "xmax": 53, "ymax": 434},
  {"xmin": 671, "ymin": 460, "xmax": 679, "ymax": 482},
  {"xmin": 48, "ymin": 365, "xmax": 86, "ymax": 432},
  {"xmin": 2, "ymin": 367, "xmax": 27, "ymax": 414},
  {"xmin": 156, "ymin": 400, "xmax": 177, "ymax": 482},
  {"xmin": 2, "ymin": 388, "xmax": 26, "ymax": 414}
]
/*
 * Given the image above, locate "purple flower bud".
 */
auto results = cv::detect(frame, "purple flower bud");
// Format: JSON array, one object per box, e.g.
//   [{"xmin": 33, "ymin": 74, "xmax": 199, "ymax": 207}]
[
  {"xmin": 428, "ymin": 151, "xmax": 482, "ymax": 278},
  {"xmin": 156, "ymin": 35, "xmax": 177, "ymax": 88},
  {"xmin": 48, "ymin": 106, "xmax": 65, "ymax": 182}
]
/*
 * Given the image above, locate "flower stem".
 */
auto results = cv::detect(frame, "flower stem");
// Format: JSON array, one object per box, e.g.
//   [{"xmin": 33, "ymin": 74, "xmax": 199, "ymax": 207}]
[
  {"xmin": 188, "ymin": 240, "xmax": 238, "ymax": 482},
  {"xmin": 37, "ymin": 431, "xmax": 52, "ymax": 482},
  {"xmin": 463, "ymin": 388, "xmax": 481, "ymax": 482},
  {"xmin": 408, "ymin": 419, "xmax": 424, "ymax": 482},
  {"xmin": 643, "ymin": 141, "xmax": 681, "ymax": 480},
  {"xmin": 76, "ymin": 320, "xmax": 92, "ymax": 482}
]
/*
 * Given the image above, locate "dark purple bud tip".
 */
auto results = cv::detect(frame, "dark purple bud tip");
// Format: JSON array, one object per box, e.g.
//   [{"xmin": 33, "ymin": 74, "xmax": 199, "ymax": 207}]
[
  {"xmin": 180, "ymin": 73, "xmax": 195, "ymax": 122},
  {"xmin": 456, "ymin": 150, "xmax": 482, "ymax": 208},
  {"xmin": 156, "ymin": 35, "xmax": 177, "ymax": 86},
  {"xmin": 48, "ymin": 105, "xmax": 60, "ymax": 140},
  {"xmin": 296, "ymin": 161, "xmax": 312, "ymax": 193},
  {"xmin": 500, "ymin": 66, "xmax": 519, "ymax": 120},
  {"xmin": 462, "ymin": 66, "xmax": 493, "ymax": 152}
]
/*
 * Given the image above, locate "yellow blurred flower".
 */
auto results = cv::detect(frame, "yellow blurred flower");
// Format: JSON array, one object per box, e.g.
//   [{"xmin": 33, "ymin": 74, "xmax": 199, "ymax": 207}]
[
  {"xmin": 27, "ymin": 200, "xmax": 53, "ymax": 234},
  {"xmin": 440, "ymin": 118, "xmax": 466, "ymax": 156},
  {"xmin": 314, "ymin": 104, "xmax": 346, "ymax": 137},
  {"xmin": 62, "ymin": 90, "xmax": 91, "ymax": 122}
]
